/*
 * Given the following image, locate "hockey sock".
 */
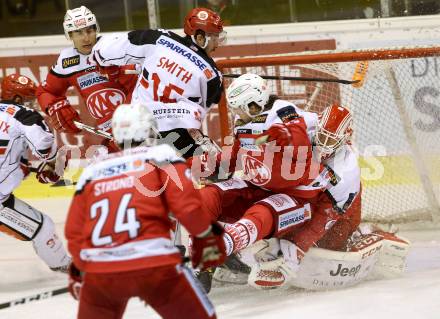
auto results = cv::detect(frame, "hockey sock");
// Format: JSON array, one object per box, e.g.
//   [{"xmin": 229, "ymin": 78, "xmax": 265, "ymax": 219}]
[{"xmin": 223, "ymin": 219, "xmax": 258, "ymax": 255}]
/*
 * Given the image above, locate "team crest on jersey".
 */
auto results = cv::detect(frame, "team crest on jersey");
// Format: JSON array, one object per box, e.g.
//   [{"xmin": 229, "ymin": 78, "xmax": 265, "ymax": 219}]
[
  {"xmin": 62, "ymin": 55, "xmax": 80, "ymax": 68},
  {"xmin": 86, "ymin": 88, "xmax": 125, "ymax": 119},
  {"xmin": 77, "ymin": 72, "xmax": 108, "ymax": 89},
  {"xmin": 241, "ymin": 154, "xmax": 271, "ymax": 186},
  {"xmin": 276, "ymin": 105, "xmax": 299, "ymax": 123}
]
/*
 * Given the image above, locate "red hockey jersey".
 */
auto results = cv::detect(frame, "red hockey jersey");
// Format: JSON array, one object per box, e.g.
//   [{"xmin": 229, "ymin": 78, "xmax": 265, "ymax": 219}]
[
  {"xmin": 37, "ymin": 40, "xmax": 137, "ymax": 132},
  {"xmin": 65, "ymin": 144, "xmax": 212, "ymax": 273},
  {"xmin": 222, "ymin": 100, "xmax": 324, "ymax": 199}
]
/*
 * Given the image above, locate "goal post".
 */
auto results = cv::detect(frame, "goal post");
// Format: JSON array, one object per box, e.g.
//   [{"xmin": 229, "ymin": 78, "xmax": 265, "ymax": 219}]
[{"xmin": 215, "ymin": 47, "xmax": 440, "ymax": 226}]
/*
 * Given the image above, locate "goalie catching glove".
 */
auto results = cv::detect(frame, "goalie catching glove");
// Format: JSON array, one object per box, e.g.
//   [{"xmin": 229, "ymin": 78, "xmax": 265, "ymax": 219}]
[
  {"xmin": 45, "ymin": 99, "xmax": 81, "ymax": 133},
  {"xmin": 248, "ymin": 239, "xmax": 304, "ymax": 289},
  {"xmin": 191, "ymin": 223, "xmax": 227, "ymax": 271}
]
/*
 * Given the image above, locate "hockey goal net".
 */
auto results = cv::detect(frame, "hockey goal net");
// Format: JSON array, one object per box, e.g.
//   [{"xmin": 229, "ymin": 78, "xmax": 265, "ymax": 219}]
[{"xmin": 215, "ymin": 47, "xmax": 440, "ymax": 226}]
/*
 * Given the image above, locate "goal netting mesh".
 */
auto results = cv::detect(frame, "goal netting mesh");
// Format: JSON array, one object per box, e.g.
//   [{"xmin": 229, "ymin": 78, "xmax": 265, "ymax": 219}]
[{"xmin": 215, "ymin": 47, "xmax": 440, "ymax": 226}]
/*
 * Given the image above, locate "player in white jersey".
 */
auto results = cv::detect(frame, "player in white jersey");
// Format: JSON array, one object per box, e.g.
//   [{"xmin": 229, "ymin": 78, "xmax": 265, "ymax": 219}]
[
  {"xmin": 0, "ymin": 74, "xmax": 71, "ymax": 272},
  {"xmin": 93, "ymin": 7, "xmax": 225, "ymax": 158}
]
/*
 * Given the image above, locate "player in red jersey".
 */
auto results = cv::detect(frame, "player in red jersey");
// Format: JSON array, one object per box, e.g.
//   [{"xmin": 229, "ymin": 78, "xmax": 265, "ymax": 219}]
[
  {"xmin": 65, "ymin": 103, "xmax": 226, "ymax": 319},
  {"xmin": 36, "ymin": 6, "xmax": 137, "ymax": 138}
]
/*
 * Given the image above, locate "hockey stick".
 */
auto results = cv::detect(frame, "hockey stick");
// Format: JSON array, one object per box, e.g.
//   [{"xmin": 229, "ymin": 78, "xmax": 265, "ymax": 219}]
[
  {"xmin": 223, "ymin": 73, "xmax": 359, "ymax": 85},
  {"xmin": 74, "ymin": 121, "xmax": 113, "ymax": 140},
  {"xmin": 351, "ymin": 61, "xmax": 369, "ymax": 88},
  {"xmin": 0, "ymin": 287, "xmax": 68, "ymax": 310},
  {"xmin": 304, "ymin": 82, "xmax": 323, "ymax": 111}
]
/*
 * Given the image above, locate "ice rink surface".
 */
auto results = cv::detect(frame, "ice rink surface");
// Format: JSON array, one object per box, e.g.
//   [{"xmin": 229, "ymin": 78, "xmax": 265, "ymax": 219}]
[{"xmin": 1, "ymin": 198, "xmax": 440, "ymax": 319}]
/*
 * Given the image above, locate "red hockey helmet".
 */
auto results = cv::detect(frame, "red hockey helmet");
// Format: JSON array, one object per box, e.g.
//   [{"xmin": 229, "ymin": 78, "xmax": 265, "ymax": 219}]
[
  {"xmin": 1, "ymin": 74, "xmax": 37, "ymax": 102},
  {"xmin": 315, "ymin": 104, "xmax": 353, "ymax": 158},
  {"xmin": 184, "ymin": 7, "xmax": 224, "ymax": 36}
]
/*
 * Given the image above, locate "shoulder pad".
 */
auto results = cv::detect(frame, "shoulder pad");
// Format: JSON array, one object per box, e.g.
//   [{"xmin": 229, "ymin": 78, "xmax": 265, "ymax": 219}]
[
  {"xmin": 13, "ymin": 105, "xmax": 46, "ymax": 126},
  {"xmin": 276, "ymin": 104, "xmax": 300, "ymax": 123},
  {"xmin": 0, "ymin": 103, "xmax": 19, "ymax": 116},
  {"xmin": 52, "ymin": 47, "xmax": 91, "ymax": 76},
  {"xmin": 128, "ymin": 29, "xmax": 164, "ymax": 45}
]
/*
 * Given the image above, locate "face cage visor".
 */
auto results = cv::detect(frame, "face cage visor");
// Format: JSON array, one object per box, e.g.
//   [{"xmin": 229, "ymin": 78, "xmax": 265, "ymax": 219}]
[{"xmin": 314, "ymin": 127, "xmax": 348, "ymax": 158}]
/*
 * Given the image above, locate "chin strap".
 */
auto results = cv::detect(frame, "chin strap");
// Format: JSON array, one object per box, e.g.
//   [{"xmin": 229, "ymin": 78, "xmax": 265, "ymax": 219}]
[{"xmin": 191, "ymin": 35, "xmax": 210, "ymax": 49}]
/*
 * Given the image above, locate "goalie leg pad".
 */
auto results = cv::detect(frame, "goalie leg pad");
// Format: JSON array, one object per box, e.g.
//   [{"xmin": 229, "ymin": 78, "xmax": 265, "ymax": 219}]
[
  {"xmin": 370, "ymin": 231, "xmax": 410, "ymax": 278},
  {"xmin": 288, "ymin": 233, "xmax": 384, "ymax": 290},
  {"xmin": 0, "ymin": 195, "xmax": 43, "ymax": 241}
]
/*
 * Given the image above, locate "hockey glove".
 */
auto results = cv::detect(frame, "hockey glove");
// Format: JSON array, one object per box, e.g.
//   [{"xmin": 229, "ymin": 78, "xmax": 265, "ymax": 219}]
[
  {"xmin": 45, "ymin": 99, "xmax": 81, "ymax": 133},
  {"xmin": 191, "ymin": 223, "xmax": 227, "ymax": 271},
  {"xmin": 278, "ymin": 239, "xmax": 303, "ymax": 279},
  {"xmin": 265, "ymin": 123, "xmax": 292, "ymax": 147},
  {"xmin": 36, "ymin": 161, "xmax": 61, "ymax": 184},
  {"xmin": 98, "ymin": 65, "xmax": 122, "ymax": 82},
  {"xmin": 68, "ymin": 263, "xmax": 83, "ymax": 301}
]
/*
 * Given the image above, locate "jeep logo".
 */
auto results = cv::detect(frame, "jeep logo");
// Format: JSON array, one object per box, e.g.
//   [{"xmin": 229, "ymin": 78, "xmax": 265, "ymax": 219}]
[{"xmin": 329, "ymin": 264, "xmax": 361, "ymax": 277}]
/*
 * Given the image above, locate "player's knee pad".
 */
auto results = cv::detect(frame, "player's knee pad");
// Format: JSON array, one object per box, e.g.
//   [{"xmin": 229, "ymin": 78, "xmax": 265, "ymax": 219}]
[
  {"xmin": 0, "ymin": 195, "xmax": 43, "ymax": 241},
  {"xmin": 256, "ymin": 194, "xmax": 312, "ymax": 237}
]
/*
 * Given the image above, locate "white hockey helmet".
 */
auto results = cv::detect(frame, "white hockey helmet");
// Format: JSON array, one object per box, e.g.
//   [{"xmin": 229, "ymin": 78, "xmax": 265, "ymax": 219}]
[
  {"xmin": 226, "ymin": 73, "xmax": 270, "ymax": 117},
  {"xmin": 112, "ymin": 103, "xmax": 158, "ymax": 146},
  {"xmin": 315, "ymin": 104, "xmax": 353, "ymax": 159},
  {"xmin": 63, "ymin": 6, "xmax": 100, "ymax": 40}
]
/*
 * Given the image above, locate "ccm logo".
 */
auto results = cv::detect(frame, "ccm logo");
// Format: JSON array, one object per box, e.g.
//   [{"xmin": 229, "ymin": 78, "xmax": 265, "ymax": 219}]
[
  {"xmin": 329, "ymin": 264, "xmax": 361, "ymax": 277},
  {"xmin": 361, "ymin": 245, "xmax": 382, "ymax": 259}
]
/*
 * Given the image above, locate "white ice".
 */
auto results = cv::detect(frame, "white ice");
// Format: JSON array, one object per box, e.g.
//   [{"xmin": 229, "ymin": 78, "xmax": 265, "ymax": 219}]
[{"xmin": 1, "ymin": 198, "xmax": 440, "ymax": 319}]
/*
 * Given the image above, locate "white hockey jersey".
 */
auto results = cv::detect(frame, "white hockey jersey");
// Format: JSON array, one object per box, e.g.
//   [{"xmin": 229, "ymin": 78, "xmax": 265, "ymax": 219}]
[
  {"xmin": 320, "ymin": 145, "xmax": 361, "ymax": 213},
  {"xmin": 0, "ymin": 102, "xmax": 57, "ymax": 202},
  {"xmin": 93, "ymin": 29, "xmax": 223, "ymax": 130},
  {"xmin": 234, "ymin": 99, "xmax": 318, "ymax": 148}
]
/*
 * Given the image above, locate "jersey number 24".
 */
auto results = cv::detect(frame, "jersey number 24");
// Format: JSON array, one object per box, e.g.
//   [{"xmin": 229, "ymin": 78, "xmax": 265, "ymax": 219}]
[{"xmin": 90, "ymin": 193, "xmax": 140, "ymax": 246}]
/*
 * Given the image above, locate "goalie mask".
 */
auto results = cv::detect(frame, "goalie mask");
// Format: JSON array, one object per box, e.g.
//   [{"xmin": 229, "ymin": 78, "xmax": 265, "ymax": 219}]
[
  {"xmin": 184, "ymin": 7, "xmax": 226, "ymax": 48},
  {"xmin": 315, "ymin": 104, "xmax": 353, "ymax": 159},
  {"xmin": 226, "ymin": 73, "xmax": 270, "ymax": 118},
  {"xmin": 1, "ymin": 74, "xmax": 37, "ymax": 106},
  {"xmin": 112, "ymin": 103, "xmax": 158, "ymax": 147},
  {"xmin": 63, "ymin": 6, "xmax": 100, "ymax": 40}
]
